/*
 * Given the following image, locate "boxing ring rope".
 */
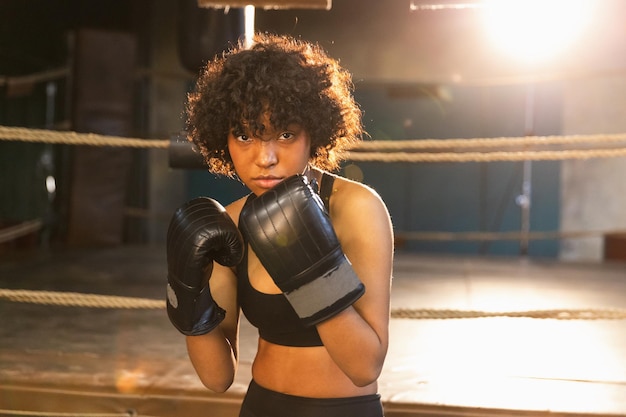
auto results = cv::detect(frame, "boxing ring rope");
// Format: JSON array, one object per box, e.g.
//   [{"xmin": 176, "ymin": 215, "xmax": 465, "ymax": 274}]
[
  {"xmin": 395, "ymin": 228, "xmax": 626, "ymax": 242},
  {"xmin": 3, "ymin": 125, "xmax": 626, "ymax": 158},
  {"xmin": 0, "ymin": 126, "xmax": 169, "ymax": 149},
  {"xmin": 0, "ymin": 410, "xmax": 135, "ymax": 417},
  {"xmin": 0, "ymin": 219, "xmax": 44, "ymax": 244},
  {"xmin": 0, "ymin": 67, "xmax": 69, "ymax": 90},
  {"xmin": 3, "ymin": 124, "xmax": 626, "ymax": 242},
  {"xmin": 0, "ymin": 287, "xmax": 625, "ymax": 320},
  {"xmin": 2, "ymin": 124, "xmax": 626, "ymax": 321},
  {"xmin": 346, "ymin": 148, "xmax": 626, "ymax": 163}
]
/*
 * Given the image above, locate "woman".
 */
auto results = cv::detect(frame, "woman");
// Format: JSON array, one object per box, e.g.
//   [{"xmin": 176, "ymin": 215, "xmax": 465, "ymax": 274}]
[{"xmin": 166, "ymin": 33, "xmax": 393, "ymax": 417}]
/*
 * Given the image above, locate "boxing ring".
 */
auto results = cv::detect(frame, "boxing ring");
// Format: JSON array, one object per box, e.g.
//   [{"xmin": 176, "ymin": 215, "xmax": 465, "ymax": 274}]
[{"xmin": 2, "ymin": 126, "xmax": 626, "ymax": 417}]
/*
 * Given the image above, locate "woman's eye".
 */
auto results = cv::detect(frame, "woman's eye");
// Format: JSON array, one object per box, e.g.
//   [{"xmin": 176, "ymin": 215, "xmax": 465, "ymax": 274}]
[
  {"xmin": 279, "ymin": 132, "xmax": 294, "ymax": 141},
  {"xmin": 235, "ymin": 133, "xmax": 250, "ymax": 142}
]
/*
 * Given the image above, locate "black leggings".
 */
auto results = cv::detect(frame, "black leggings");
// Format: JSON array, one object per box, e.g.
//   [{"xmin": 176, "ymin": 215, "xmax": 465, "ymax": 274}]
[{"xmin": 238, "ymin": 380, "xmax": 384, "ymax": 417}]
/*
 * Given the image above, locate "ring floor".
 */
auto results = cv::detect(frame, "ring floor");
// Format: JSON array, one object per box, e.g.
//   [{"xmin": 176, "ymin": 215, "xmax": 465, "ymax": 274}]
[{"xmin": 1, "ymin": 246, "xmax": 625, "ymax": 417}]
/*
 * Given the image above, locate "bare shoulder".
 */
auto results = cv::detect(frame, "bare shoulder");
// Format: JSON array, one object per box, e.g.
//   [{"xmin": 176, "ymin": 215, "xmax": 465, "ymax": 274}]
[
  {"xmin": 329, "ymin": 175, "xmax": 393, "ymax": 251},
  {"xmin": 331, "ymin": 176, "xmax": 390, "ymax": 223}
]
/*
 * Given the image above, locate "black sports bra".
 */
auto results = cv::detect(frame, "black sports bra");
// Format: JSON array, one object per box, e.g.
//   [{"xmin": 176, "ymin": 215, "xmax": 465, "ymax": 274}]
[{"xmin": 236, "ymin": 173, "xmax": 335, "ymax": 347}]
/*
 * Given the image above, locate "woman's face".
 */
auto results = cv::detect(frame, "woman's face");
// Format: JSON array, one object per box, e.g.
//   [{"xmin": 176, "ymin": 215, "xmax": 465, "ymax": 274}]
[{"xmin": 228, "ymin": 114, "xmax": 311, "ymax": 196}]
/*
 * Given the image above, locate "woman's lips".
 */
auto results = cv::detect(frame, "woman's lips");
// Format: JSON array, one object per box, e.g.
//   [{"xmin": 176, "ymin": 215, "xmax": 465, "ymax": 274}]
[{"xmin": 253, "ymin": 177, "xmax": 284, "ymax": 189}]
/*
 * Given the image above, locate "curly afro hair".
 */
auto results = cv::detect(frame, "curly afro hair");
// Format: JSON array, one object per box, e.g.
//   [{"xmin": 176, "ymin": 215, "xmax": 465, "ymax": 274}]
[{"xmin": 185, "ymin": 32, "xmax": 363, "ymax": 177}]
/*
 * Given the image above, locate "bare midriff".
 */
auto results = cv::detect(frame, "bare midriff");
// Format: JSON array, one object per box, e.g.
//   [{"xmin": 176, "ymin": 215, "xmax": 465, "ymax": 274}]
[{"xmin": 251, "ymin": 337, "xmax": 378, "ymax": 398}]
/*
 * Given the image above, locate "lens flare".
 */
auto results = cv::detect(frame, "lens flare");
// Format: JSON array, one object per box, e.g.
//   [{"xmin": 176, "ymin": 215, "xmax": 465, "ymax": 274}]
[{"xmin": 483, "ymin": 0, "xmax": 594, "ymax": 64}]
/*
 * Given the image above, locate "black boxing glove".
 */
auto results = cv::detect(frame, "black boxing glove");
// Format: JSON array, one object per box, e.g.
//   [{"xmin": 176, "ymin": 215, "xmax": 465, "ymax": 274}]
[
  {"xmin": 239, "ymin": 175, "xmax": 365, "ymax": 327},
  {"xmin": 166, "ymin": 197, "xmax": 243, "ymax": 336}
]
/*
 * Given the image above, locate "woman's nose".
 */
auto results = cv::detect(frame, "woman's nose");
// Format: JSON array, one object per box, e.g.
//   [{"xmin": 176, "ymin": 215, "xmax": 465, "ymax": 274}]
[{"xmin": 255, "ymin": 140, "xmax": 278, "ymax": 167}]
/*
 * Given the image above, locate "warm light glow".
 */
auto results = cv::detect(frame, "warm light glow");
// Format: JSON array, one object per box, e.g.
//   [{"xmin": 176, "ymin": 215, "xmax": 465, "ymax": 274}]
[
  {"xmin": 244, "ymin": 5, "xmax": 255, "ymax": 49},
  {"xmin": 387, "ymin": 318, "xmax": 624, "ymax": 411},
  {"xmin": 115, "ymin": 369, "xmax": 146, "ymax": 393},
  {"xmin": 483, "ymin": 0, "xmax": 594, "ymax": 64}
]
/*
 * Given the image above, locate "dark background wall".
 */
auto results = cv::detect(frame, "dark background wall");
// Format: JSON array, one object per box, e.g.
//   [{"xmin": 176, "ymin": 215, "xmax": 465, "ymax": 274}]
[{"xmin": 3, "ymin": 0, "xmax": 626, "ymax": 257}]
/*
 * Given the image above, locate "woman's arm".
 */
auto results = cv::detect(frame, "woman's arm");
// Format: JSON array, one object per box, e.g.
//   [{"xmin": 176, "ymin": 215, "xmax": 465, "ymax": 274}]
[
  {"xmin": 316, "ymin": 181, "xmax": 393, "ymax": 386},
  {"xmin": 185, "ymin": 200, "xmax": 246, "ymax": 393},
  {"xmin": 186, "ymin": 264, "xmax": 240, "ymax": 392}
]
